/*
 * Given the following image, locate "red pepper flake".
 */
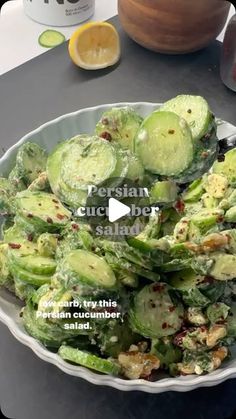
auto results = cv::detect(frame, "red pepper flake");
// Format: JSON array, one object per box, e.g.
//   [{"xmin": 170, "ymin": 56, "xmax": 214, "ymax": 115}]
[
  {"xmin": 175, "ymin": 200, "xmax": 185, "ymax": 213},
  {"xmin": 56, "ymin": 213, "xmax": 65, "ymax": 220},
  {"xmin": 8, "ymin": 243, "xmax": 21, "ymax": 249},
  {"xmin": 169, "ymin": 305, "xmax": 175, "ymax": 312},
  {"xmin": 162, "ymin": 322, "xmax": 168, "ymax": 329},
  {"xmin": 217, "ymin": 215, "xmax": 224, "ymax": 223},
  {"xmin": 152, "ymin": 284, "xmax": 165, "ymax": 292},
  {"xmin": 46, "ymin": 217, "xmax": 53, "ymax": 224},
  {"xmin": 100, "ymin": 131, "xmax": 112, "ymax": 141},
  {"xmin": 72, "ymin": 223, "xmax": 79, "ymax": 230},
  {"xmin": 55, "ymin": 205, "xmax": 60, "ymax": 209},
  {"xmin": 150, "ymin": 300, "xmax": 156, "ymax": 308},
  {"xmin": 203, "ymin": 276, "xmax": 214, "ymax": 284},
  {"xmin": 168, "ymin": 129, "xmax": 175, "ymax": 134},
  {"xmin": 27, "ymin": 234, "xmax": 33, "ymax": 242},
  {"xmin": 200, "ymin": 326, "xmax": 207, "ymax": 332},
  {"xmin": 52, "ymin": 199, "xmax": 59, "ymax": 204},
  {"xmin": 27, "ymin": 213, "xmax": 33, "ymax": 218}
]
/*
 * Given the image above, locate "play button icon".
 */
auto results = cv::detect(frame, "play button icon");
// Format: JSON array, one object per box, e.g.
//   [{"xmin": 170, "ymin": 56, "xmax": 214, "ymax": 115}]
[{"xmin": 108, "ymin": 198, "xmax": 131, "ymax": 223}]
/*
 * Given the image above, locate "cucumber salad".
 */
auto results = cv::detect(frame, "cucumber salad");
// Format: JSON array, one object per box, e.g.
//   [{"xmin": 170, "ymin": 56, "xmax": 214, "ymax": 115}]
[{"xmin": 1, "ymin": 95, "xmax": 236, "ymax": 380}]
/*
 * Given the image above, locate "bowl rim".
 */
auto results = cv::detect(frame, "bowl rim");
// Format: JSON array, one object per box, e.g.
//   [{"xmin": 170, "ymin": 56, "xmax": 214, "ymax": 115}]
[{"xmin": 1, "ymin": 101, "xmax": 236, "ymax": 393}]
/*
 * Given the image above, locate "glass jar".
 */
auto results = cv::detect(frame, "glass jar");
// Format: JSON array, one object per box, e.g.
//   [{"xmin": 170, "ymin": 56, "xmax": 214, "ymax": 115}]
[
  {"xmin": 23, "ymin": 0, "xmax": 95, "ymax": 27},
  {"xmin": 220, "ymin": 13, "xmax": 236, "ymax": 92}
]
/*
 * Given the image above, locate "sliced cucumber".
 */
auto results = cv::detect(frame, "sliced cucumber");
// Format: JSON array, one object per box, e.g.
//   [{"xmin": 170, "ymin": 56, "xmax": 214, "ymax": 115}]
[
  {"xmin": 15, "ymin": 191, "xmax": 71, "ymax": 232},
  {"xmin": 160, "ymin": 258, "xmax": 192, "ymax": 272},
  {"xmin": 213, "ymin": 148, "xmax": 236, "ymax": 186},
  {"xmin": 47, "ymin": 141, "xmax": 70, "ymax": 196},
  {"xmin": 11, "ymin": 255, "xmax": 56, "ymax": 276},
  {"xmin": 16, "ymin": 142, "xmax": 47, "ymax": 185},
  {"xmin": 105, "ymin": 252, "xmax": 160, "ymax": 282},
  {"xmin": 150, "ymin": 180, "xmax": 178, "ymax": 204},
  {"xmin": 174, "ymin": 122, "xmax": 218, "ymax": 184},
  {"xmin": 47, "ymin": 136, "xmax": 127, "ymax": 209},
  {"xmin": 3, "ymin": 223, "xmax": 28, "ymax": 243},
  {"xmin": 123, "ymin": 151, "xmax": 144, "ymax": 182},
  {"xmin": 169, "ymin": 270, "xmax": 210, "ymax": 307},
  {"xmin": 9, "ymin": 262, "xmax": 52, "ymax": 286},
  {"xmin": 14, "ymin": 214, "xmax": 38, "ymax": 236},
  {"xmin": 61, "ymin": 136, "xmax": 118, "ymax": 190},
  {"xmin": 60, "ymin": 249, "xmax": 116, "ymax": 289},
  {"xmin": 47, "ymin": 137, "xmax": 91, "ymax": 207},
  {"xmin": 23, "ymin": 302, "xmax": 84, "ymax": 348},
  {"xmin": 7, "ymin": 241, "xmax": 37, "ymax": 260},
  {"xmin": 160, "ymin": 95, "xmax": 212, "ymax": 141},
  {"xmin": 169, "ymin": 269, "xmax": 204, "ymax": 291},
  {"xmin": 8, "ymin": 166, "xmax": 26, "ymax": 191},
  {"xmin": 209, "ymin": 253, "xmax": 236, "ymax": 281},
  {"xmin": 129, "ymin": 283, "xmax": 184, "ymax": 338},
  {"xmin": 108, "ymin": 146, "xmax": 129, "ymax": 180},
  {"xmin": 0, "ymin": 177, "xmax": 15, "ymax": 213},
  {"xmin": 182, "ymin": 179, "xmax": 205, "ymax": 203},
  {"xmin": 14, "ymin": 277, "xmax": 35, "ymax": 301},
  {"xmin": 95, "ymin": 107, "xmax": 143, "ymax": 151},
  {"xmin": 59, "ymin": 346, "xmax": 121, "ymax": 375},
  {"xmin": 135, "ymin": 111, "xmax": 194, "ymax": 176},
  {"xmin": 0, "ymin": 244, "xmax": 10, "ymax": 286},
  {"xmin": 38, "ymin": 30, "xmax": 65, "ymax": 48},
  {"xmin": 57, "ymin": 178, "xmax": 88, "ymax": 208}
]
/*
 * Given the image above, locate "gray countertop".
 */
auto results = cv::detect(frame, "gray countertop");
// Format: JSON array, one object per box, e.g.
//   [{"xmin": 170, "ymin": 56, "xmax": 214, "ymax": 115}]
[{"xmin": 0, "ymin": 15, "xmax": 236, "ymax": 419}]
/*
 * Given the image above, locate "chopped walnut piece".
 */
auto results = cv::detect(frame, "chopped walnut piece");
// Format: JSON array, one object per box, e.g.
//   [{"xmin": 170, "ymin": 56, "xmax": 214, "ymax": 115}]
[
  {"xmin": 202, "ymin": 233, "xmax": 229, "ymax": 251},
  {"xmin": 212, "ymin": 346, "xmax": 228, "ymax": 363},
  {"xmin": 118, "ymin": 351, "xmax": 160, "ymax": 380},
  {"xmin": 206, "ymin": 325, "xmax": 227, "ymax": 348}
]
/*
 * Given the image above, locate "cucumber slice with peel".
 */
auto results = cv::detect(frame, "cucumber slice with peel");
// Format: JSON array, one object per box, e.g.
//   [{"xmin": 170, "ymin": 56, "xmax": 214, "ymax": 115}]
[
  {"xmin": 174, "ymin": 122, "xmax": 218, "ymax": 184},
  {"xmin": 213, "ymin": 148, "xmax": 236, "ymax": 186},
  {"xmin": 160, "ymin": 95, "xmax": 212, "ymax": 141},
  {"xmin": 95, "ymin": 107, "xmax": 143, "ymax": 151},
  {"xmin": 9, "ymin": 262, "xmax": 52, "ymax": 286},
  {"xmin": 38, "ymin": 30, "xmax": 65, "ymax": 48},
  {"xmin": 60, "ymin": 249, "xmax": 117, "ymax": 289},
  {"xmin": 61, "ymin": 137, "xmax": 118, "ymax": 190},
  {"xmin": 129, "ymin": 283, "xmax": 184, "ymax": 338},
  {"xmin": 15, "ymin": 190, "xmax": 71, "ymax": 231},
  {"xmin": 47, "ymin": 142, "xmax": 69, "ymax": 196},
  {"xmin": 182, "ymin": 179, "xmax": 204, "ymax": 202},
  {"xmin": 135, "ymin": 111, "xmax": 194, "ymax": 176},
  {"xmin": 16, "ymin": 142, "xmax": 47, "ymax": 185},
  {"xmin": 47, "ymin": 136, "xmax": 127, "ymax": 209},
  {"xmin": 122, "ymin": 150, "xmax": 144, "ymax": 182},
  {"xmin": 10, "ymin": 254, "xmax": 56, "ymax": 276},
  {"xmin": 59, "ymin": 346, "xmax": 121, "ymax": 375}
]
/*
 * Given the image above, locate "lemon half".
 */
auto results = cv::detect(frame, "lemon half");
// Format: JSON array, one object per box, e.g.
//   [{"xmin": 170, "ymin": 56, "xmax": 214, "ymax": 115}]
[{"xmin": 68, "ymin": 22, "xmax": 121, "ymax": 70}]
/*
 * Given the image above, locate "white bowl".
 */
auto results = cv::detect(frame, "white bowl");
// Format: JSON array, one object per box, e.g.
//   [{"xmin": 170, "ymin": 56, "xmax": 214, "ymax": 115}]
[{"xmin": 1, "ymin": 102, "xmax": 236, "ymax": 393}]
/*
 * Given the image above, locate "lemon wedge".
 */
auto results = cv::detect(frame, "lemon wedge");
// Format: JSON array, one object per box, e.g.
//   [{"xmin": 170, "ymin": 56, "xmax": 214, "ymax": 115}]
[{"xmin": 68, "ymin": 22, "xmax": 121, "ymax": 70}]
